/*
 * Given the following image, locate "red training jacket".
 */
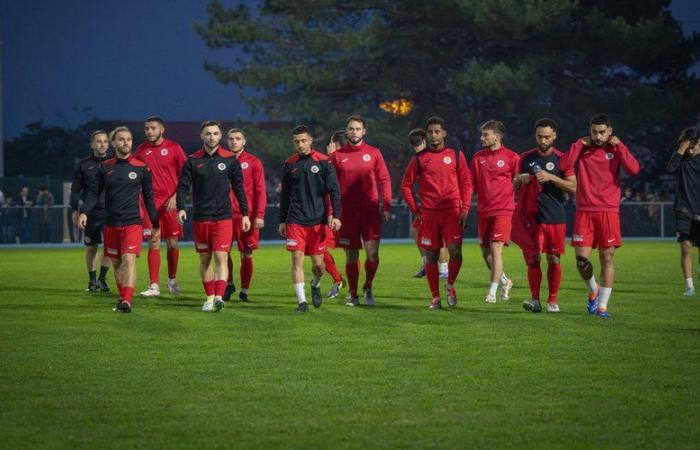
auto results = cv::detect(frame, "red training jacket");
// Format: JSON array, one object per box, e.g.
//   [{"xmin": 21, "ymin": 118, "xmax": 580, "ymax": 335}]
[
  {"xmin": 229, "ymin": 150, "xmax": 267, "ymax": 220},
  {"xmin": 470, "ymin": 146, "xmax": 520, "ymax": 217},
  {"xmin": 134, "ymin": 138, "xmax": 187, "ymax": 208}
]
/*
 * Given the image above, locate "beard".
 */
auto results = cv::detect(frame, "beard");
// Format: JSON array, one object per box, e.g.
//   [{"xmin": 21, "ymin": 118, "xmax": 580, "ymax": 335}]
[
  {"xmin": 348, "ymin": 136, "xmax": 362, "ymax": 145},
  {"xmin": 147, "ymin": 132, "xmax": 163, "ymax": 143}
]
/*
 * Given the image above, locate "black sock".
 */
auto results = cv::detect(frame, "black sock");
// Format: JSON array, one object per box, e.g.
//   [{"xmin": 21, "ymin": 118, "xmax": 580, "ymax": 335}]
[
  {"xmin": 89, "ymin": 271, "xmax": 97, "ymax": 282},
  {"xmin": 99, "ymin": 266, "xmax": 109, "ymax": 281}
]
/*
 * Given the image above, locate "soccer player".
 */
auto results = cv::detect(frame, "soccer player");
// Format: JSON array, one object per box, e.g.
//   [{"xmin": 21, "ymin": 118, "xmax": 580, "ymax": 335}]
[
  {"xmin": 176, "ymin": 121, "xmax": 250, "ymax": 312},
  {"xmin": 329, "ymin": 116, "xmax": 392, "ymax": 306},
  {"xmin": 470, "ymin": 120, "xmax": 519, "ymax": 304},
  {"xmin": 406, "ymin": 128, "xmax": 449, "ymax": 279},
  {"xmin": 512, "ymin": 118, "xmax": 576, "ymax": 313},
  {"xmin": 323, "ymin": 130, "xmax": 347, "ymax": 298},
  {"xmin": 560, "ymin": 114, "xmax": 640, "ymax": 318},
  {"xmin": 134, "ymin": 117, "xmax": 187, "ymax": 298},
  {"xmin": 70, "ymin": 130, "xmax": 112, "ymax": 292},
  {"xmin": 222, "ymin": 128, "xmax": 267, "ymax": 303},
  {"xmin": 279, "ymin": 125, "xmax": 341, "ymax": 312},
  {"xmin": 667, "ymin": 127, "xmax": 700, "ymax": 296},
  {"xmin": 401, "ymin": 117, "xmax": 472, "ymax": 309},
  {"xmin": 78, "ymin": 126, "xmax": 159, "ymax": 313}
]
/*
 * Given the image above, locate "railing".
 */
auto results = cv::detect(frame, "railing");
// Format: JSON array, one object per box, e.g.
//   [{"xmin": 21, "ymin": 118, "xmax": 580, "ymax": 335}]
[{"xmin": 0, "ymin": 202, "xmax": 677, "ymax": 244}]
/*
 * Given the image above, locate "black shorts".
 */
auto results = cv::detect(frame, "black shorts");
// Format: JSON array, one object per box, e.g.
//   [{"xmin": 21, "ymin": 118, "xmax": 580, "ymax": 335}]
[
  {"xmin": 675, "ymin": 212, "xmax": 700, "ymax": 247},
  {"xmin": 83, "ymin": 216, "xmax": 104, "ymax": 246}
]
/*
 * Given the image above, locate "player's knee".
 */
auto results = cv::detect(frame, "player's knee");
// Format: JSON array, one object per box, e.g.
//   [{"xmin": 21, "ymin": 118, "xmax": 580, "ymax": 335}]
[
  {"xmin": 548, "ymin": 254, "xmax": 560, "ymax": 265},
  {"xmin": 576, "ymin": 256, "xmax": 590, "ymax": 269}
]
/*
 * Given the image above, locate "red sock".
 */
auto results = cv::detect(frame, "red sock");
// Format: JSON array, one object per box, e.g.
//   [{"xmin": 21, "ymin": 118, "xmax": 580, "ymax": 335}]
[
  {"xmin": 203, "ymin": 280, "xmax": 215, "ymax": 297},
  {"xmin": 240, "ymin": 257, "xmax": 254, "ymax": 289},
  {"xmin": 527, "ymin": 263, "xmax": 542, "ymax": 300},
  {"xmin": 147, "ymin": 249, "xmax": 160, "ymax": 284},
  {"xmin": 122, "ymin": 286, "xmax": 134, "ymax": 303},
  {"xmin": 323, "ymin": 252, "xmax": 342, "ymax": 283},
  {"xmin": 548, "ymin": 263, "xmax": 562, "ymax": 303},
  {"xmin": 363, "ymin": 259, "xmax": 379, "ymax": 289},
  {"xmin": 425, "ymin": 261, "xmax": 440, "ymax": 298},
  {"xmin": 214, "ymin": 279, "xmax": 227, "ymax": 297},
  {"xmin": 227, "ymin": 254, "xmax": 234, "ymax": 283},
  {"xmin": 447, "ymin": 259, "xmax": 462, "ymax": 285},
  {"xmin": 166, "ymin": 248, "xmax": 179, "ymax": 279},
  {"xmin": 118, "ymin": 285, "xmax": 124, "ymax": 300},
  {"xmin": 346, "ymin": 262, "xmax": 359, "ymax": 297}
]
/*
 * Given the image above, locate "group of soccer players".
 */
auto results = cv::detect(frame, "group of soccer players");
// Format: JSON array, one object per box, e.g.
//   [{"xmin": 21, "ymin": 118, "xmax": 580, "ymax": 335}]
[{"xmin": 72, "ymin": 113, "xmax": 649, "ymax": 318}]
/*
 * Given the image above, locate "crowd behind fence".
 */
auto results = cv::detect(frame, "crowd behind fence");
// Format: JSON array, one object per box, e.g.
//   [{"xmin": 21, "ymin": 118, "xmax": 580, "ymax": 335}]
[{"xmin": 0, "ymin": 202, "xmax": 679, "ymax": 245}]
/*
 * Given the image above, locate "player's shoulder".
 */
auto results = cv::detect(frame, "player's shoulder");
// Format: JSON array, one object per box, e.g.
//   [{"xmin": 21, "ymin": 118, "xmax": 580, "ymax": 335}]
[
  {"xmin": 310, "ymin": 150, "xmax": 329, "ymax": 162},
  {"xmin": 552, "ymin": 147, "xmax": 565, "ymax": 158},
  {"xmin": 521, "ymin": 148, "xmax": 538, "ymax": 160},
  {"xmin": 102, "ymin": 157, "xmax": 118, "ymax": 166},
  {"xmin": 285, "ymin": 153, "xmax": 300, "ymax": 164},
  {"xmin": 364, "ymin": 143, "xmax": 382, "ymax": 154},
  {"xmin": 163, "ymin": 138, "xmax": 182, "ymax": 148},
  {"xmin": 218, "ymin": 148, "xmax": 235, "ymax": 158},
  {"xmin": 128, "ymin": 157, "xmax": 148, "ymax": 167},
  {"xmin": 189, "ymin": 149, "xmax": 205, "ymax": 159},
  {"xmin": 503, "ymin": 146, "xmax": 520, "ymax": 158},
  {"xmin": 135, "ymin": 142, "xmax": 149, "ymax": 153},
  {"xmin": 472, "ymin": 148, "xmax": 488, "ymax": 159},
  {"xmin": 243, "ymin": 151, "xmax": 262, "ymax": 164}
]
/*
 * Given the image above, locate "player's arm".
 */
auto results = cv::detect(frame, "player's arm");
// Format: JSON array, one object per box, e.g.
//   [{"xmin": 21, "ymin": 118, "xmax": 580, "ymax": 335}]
[
  {"xmin": 229, "ymin": 159, "xmax": 250, "ymax": 231},
  {"xmin": 559, "ymin": 140, "xmax": 586, "ymax": 174},
  {"xmin": 610, "ymin": 137, "xmax": 641, "ymax": 176},
  {"xmin": 176, "ymin": 159, "xmax": 193, "ymax": 223},
  {"xmin": 78, "ymin": 168, "xmax": 104, "ymax": 229},
  {"xmin": 374, "ymin": 151, "xmax": 393, "ymax": 221},
  {"xmin": 457, "ymin": 151, "xmax": 472, "ymax": 221},
  {"xmin": 278, "ymin": 163, "xmax": 292, "ymax": 224},
  {"xmin": 324, "ymin": 160, "xmax": 342, "ymax": 225},
  {"xmin": 253, "ymin": 159, "xmax": 267, "ymax": 229},
  {"xmin": 141, "ymin": 168, "xmax": 159, "ymax": 229},
  {"xmin": 512, "ymin": 158, "xmax": 530, "ymax": 193},
  {"xmin": 535, "ymin": 170, "xmax": 576, "ymax": 193},
  {"xmin": 166, "ymin": 145, "xmax": 188, "ymax": 211},
  {"xmin": 69, "ymin": 162, "xmax": 84, "ymax": 224},
  {"xmin": 400, "ymin": 157, "xmax": 419, "ymax": 215}
]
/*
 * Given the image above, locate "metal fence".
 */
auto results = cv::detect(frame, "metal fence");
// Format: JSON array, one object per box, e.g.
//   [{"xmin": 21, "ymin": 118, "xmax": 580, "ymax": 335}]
[{"xmin": 0, "ymin": 202, "xmax": 678, "ymax": 245}]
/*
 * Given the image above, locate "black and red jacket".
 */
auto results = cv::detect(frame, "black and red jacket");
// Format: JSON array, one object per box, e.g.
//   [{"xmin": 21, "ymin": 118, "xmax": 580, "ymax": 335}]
[
  {"xmin": 279, "ymin": 150, "xmax": 341, "ymax": 226},
  {"xmin": 176, "ymin": 146, "xmax": 249, "ymax": 221},
  {"xmin": 81, "ymin": 155, "xmax": 159, "ymax": 228},
  {"xmin": 70, "ymin": 153, "xmax": 110, "ymax": 218}
]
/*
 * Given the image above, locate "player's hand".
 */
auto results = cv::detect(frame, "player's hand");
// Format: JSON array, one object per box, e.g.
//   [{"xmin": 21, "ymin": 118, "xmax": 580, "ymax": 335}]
[
  {"xmin": 609, "ymin": 136, "xmax": 620, "ymax": 146},
  {"xmin": 517, "ymin": 173, "xmax": 531, "ymax": 185},
  {"xmin": 71, "ymin": 210, "xmax": 79, "ymax": 225},
  {"xmin": 254, "ymin": 218, "xmax": 264, "ymax": 229},
  {"xmin": 278, "ymin": 223, "xmax": 287, "ymax": 238},
  {"xmin": 241, "ymin": 216, "xmax": 251, "ymax": 232},
  {"xmin": 177, "ymin": 210, "xmax": 187, "ymax": 224},
  {"xmin": 329, "ymin": 217, "xmax": 341, "ymax": 232},
  {"xmin": 78, "ymin": 213, "xmax": 88, "ymax": 230},
  {"xmin": 678, "ymin": 140, "xmax": 692, "ymax": 154},
  {"xmin": 535, "ymin": 170, "xmax": 552, "ymax": 183},
  {"xmin": 383, "ymin": 210, "xmax": 392, "ymax": 223},
  {"xmin": 166, "ymin": 195, "xmax": 177, "ymax": 212},
  {"xmin": 459, "ymin": 211, "xmax": 468, "ymax": 226},
  {"xmin": 326, "ymin": 142, "xmax": 336, "ymax": 154},
  {"xmin": 414, "ymin": 211, "xmax": 422, "ymax": 224},
  {"xmin": 579, "ymin": 137, "xmax": 591, "ymax": 146},
  {"xmin": 150, "ymin": 227, "xmax": 161, "ymax": 244}
]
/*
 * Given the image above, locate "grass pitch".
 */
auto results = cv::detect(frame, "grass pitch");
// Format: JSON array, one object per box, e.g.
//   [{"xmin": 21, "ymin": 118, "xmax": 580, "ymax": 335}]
[{"xmin": 0, "ymin": 241, "xmax": 699, "ymax": 449}]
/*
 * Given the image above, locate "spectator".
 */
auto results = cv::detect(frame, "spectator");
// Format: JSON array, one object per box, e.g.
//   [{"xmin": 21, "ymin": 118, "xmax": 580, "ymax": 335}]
[
  {"xmin": 1, "ymin": 195, "xmax": 16, "ymax": 243},
  {"xmin": 35, "ymin": 187, "xmax": 55, "ymax": 243},
  {"xmin": 621, "ymin": 187, "xmax": 633, "ymax": 203},
  {"xmin": 17, "ymin": 187, "xmax": 33, "ymax": 243}
]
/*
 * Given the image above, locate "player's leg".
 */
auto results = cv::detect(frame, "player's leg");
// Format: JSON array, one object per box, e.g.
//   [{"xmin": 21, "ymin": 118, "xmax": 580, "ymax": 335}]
[
  {"xmin": 596, "ymin": 246, "xmax": 615, "ymax": 317},
  {"xmin": 512, "ymin": 212, "xmax": 540, "ymax": 312},
  {"xmin": 445, "ymin": 243, "xmax": 462, "ymax": 308},
  {"xmin": 85, "ymin": 244, "xmax": 100, "ymax": 291},
  {"xmin": 310, "ymin": 252, "xmax": 325, "ymax": 308},
  {"xmin": 362, "ymin": 240, "xmax": 379, "ymax": 305},
  {"xmin": 438, "ymin": 247, "xmax": 449, "ymax": 279},
  {"xmin": 117, "ymin": 253, "xmax": 137, "ymax": 312},
  {"xmin": 680, "ymin": 240, "xmax": 694, "ymax": 296},
  {"xmin": 223, "ymin": 252, "xmax": 236, "ymax": 301},
  {"xmin": 199, "ymin": 252, "xmax": 216, "ymax": 311},
  {"xmin": 165, "ymin": 236, "xmax": 180, "ymax": 295},
  {"xmin": 411, "ymin": 222, "xmax": 427, "ymax": 277},
  {"xmin": 575, "ymin": 246, "xmax": 599, "ymax": 313},
  {"xmin": 211, "ymin": 250, "xmax": 229, "ymax": 311},
  {"xmin": 224, "ymin": 217, "xmax": 242, "ymax": 301},
  {"xmin": 324, "ymin": 250, "xmax": 344, "ymax": 298},
  {"xmin": 344, "ymin": 248, "xmax": 361, "ymax": 306},
  {"xmin": 489, "ymin": 241, "xmax": 505, "ymax": 301},
  {"xmin": 522, "ymin": 253, "xmax": 543, "ymax": 313},
  {"xmin": 291, "ymin": 250, "xmax": 308, "ymax": 311},
  {"xmin": 425, "ymin": 248, "xmax": 442, "ymax": 309},
  {"xmin": 239, "ymin": 250, "xmax": 254, "ymax": 302},
  {"xmin": 545, "ymin": 253, "xmax": 561, "ymax": 312},
  {"xmin": 142, "ymin": 218, "xmax": 161, "ymax": 296}
]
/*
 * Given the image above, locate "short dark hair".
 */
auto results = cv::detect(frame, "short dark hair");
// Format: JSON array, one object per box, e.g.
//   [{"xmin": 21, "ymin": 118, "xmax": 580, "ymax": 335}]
[
  {"xmin": 200, "ymin": 120, "xmax": 222, "ymax": 131},
  {"xmin": 145, "ymin": 116, "xmax": 165, "ymax": 126},
  {"xmin": 331, "ymin": 130, "xmax": 347, "ymax": 146},
  {"xmin": 90, "ymin": 130, "xmax": 108, "ymax": 141},
  {"xmin": 590, "ymin": 114, "xmax": 611, "ymax": 127},
  {"xmin": 346, "ymin": 115, "xmax": 365, "ymax": 127},
  {"xmin": 481, "ymin": 120, "xmax": 505, "ymax": 135},
  {"xmin": 535, "ymin": 118, "xmax": 557, "ymax": 132},
  {"xmin": 227, "ymin": 128, "xmax": 246, "ymax": 139},
  {"xmin": 408, "ymin": 128, "xmax": 426, "ymax": 147},
  {"xmin": 425, "ymin": 116, "xmax": 446, "ymax": 131},
  {"xmin": 679, "ymin": 127, "xmax": 699, "ymax": 145},
  {"xmin": 293, "ymin": 125, "xmax": 312, "ymax": 136}
]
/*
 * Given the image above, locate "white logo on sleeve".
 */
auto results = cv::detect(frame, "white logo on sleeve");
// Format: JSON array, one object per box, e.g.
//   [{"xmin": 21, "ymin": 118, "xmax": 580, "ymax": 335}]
[
  {"xmin": 545, "ymin": 162, "xmax": 555, "ymax": 171},
  {"xmin": 241, "ymin": 162, "xmax": 249, "ymax": 170},
  {"xmin": 496, "ymin": 160, "xmax": 505, "ymax": 168},
  {"xmin": 218, "ymin": 163, "xmax": 226, "ymax": 171},
  {"xmin": 606, "ymin": 153, "xmax": 615, "ymax": 160},
  {"xmin": 161, "ymin": 148, "xmax": 169, "ymax": 156},
  {"xmin": 128, "ymin": 172, "xmax": 137, "ymax": 180},
  {"xmin": 443, "ymin": 156, "xmax": 452, "ymax": 164},
  {"xmin": 362, "ymin": 154, "xmax": 371, "ymax": 162},
  {"xmin": 310, "ymin": 165, "xmax": 320, "ymax": 173}
]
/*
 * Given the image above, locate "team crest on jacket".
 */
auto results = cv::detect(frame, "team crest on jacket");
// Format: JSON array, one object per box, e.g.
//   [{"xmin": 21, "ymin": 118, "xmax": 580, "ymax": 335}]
[
  {"xmin": 161, "ymin": 148, "xmax": 168, "ymax": 156},
  {"xmin": 362, "ymin": 154, "xmax": 371, "ymax": 162},
  {"xmin": 496, "ymin": 160, "xmax": 505, "ymax": 168},
  {"xmin": 128, "ymin": 172, "xmax": 137, "ymax": 180},
  {"xmin": 241, "ymin": 162, "xmax": 249, "ymax": 169},
  {"xmin": 310, "ymin": 165, "xmax": 320, "ymax": 173},
  {"xmin": 606, "ymin": 152, "xmax": 615, "ymax": 160},
  {"xmin": 443, "ymin": 156, "xmax": 452, "ymax": 164},
  {"xmin": 217, "ymin": 163, "xmax": 226, "ymax": 171},
  {"xmin": 545, "ymin": 162, "xmax": 555, "ymax": 171}
]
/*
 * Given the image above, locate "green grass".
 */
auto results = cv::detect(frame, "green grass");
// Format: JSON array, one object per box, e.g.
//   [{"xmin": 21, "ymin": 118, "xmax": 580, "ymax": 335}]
[{"xmin": 1, "ymin": 241, "xmax": 699, "ymax": 449}]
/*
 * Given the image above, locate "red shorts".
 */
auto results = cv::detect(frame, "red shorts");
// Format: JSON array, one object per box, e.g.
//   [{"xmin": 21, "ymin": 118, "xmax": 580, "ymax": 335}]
[
  {"xmin": 478, "ymin": 215, "xmax": 512, "ymax": 248},
  {"xmin": 511, "ymin": 211, "xmax": 566, "ymax": 264},
  {"xmin": 231, "ymin": 217, "xmax": 259, "ymax": 252},
  {"xmin": 418, "ymin": 209, "xmax": 464, "ymax": 250},
  {"xmin": 337, "ymin": 210, "xmax": 382, "ymax": 249},
  {"xmin": 325, "ymin": 226, "xmax": 337, "ymax": 249},
  {"xmin": 104, "ymin": 224, "xmax": 143, "ymax": 258},
  {"xmin": 193, "ymin": 219, "xmax": 233, "ymax": 253},
  {"xmin": 411, "ymin": 216, "xmax": 420, "ymax": 230},
  {"xmin": 142, "ymin": 204, "xmax": 184, "ymax": 239},
  {"xmin": 572, "ymin": 211, "xmax": 622, "ymax": 248},
  {"xmin": 286, "ymin": 223, "xmax": 327, "ymax": 255}
]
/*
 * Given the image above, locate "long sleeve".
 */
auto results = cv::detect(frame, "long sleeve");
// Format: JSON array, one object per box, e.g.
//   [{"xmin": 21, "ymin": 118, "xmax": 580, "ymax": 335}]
[
  {"xmin": 469, "ymin": 158, "xmax": 479, "ymax": 194},
  {"xmin": 228, "ymin": 159, "xmax": 249, "ymax": 216},
  {"xmin": 69, "ymin": 163, "xmax": 84, "ymax": 211},
  {"xmin": 667, "ymin": 152, "xmax": 682, "ymax": 175},
  {"xmin": 176, "ymin": 159, "xmax": 193, "ymax": 211},
  {"xmin": 141, "ymin": 169, "xmax": 159, "ymax": 228},
  {"xmin": 80, "ymin": 169, "xmax": 103, "ymax": 215},
  {"xmin": 400, "ymin": 157, "xmax": 419, "ymax": 214},
  {"xmin": 615, "ymin": 142, "xmax": 640, "ymax": 176},
  {"xmin": 279, "ymin": 164, "xmax": 292, "ymax": 223},
  {"xmin": 560, "ymin": 141, "xmax": 585, "ymax": 174},
  {"xmin": 374, "ymin": 152, "xmax": 393, "ymax": 212},
  {"xmin": 324, "ymin": 161, "xmax": 341, "ymax": 218},
  {"xmin": 457, "ymin": 151, "xmax": 473, "ymax": 214},
  {"xmin": 252, "ymin": 160, "xmax": 267, "ymax": 220}
]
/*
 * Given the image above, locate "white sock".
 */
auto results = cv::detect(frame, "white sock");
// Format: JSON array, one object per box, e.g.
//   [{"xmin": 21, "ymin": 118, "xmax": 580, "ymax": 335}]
[
  {"xmin": 241, "ymin": 288, "xmax": 248, "ymax": 294},
  {"xmin": 311, "ymin": 276, "xmax": 321, "ymax": 288},
  {"xmin": 500, "ymin": 273, "xmax": 509, "ymax": 285},
  {"xmin": 586, "ymin": 275, "xmax": 597, "ymax": 292},
  {"xmin": 205, "ymin": 296, "xmax": 214, "ymax": 303},
  {"xmin": 687, "ymin": 278, "xmax": 695, "ymax": 289},
  {"xmin": 294, "ymin": 282, "xmax": 306, "ymax": 304},
  {"xmin": 214, "ymin": 295, "xmax": 222, "ymax": 301},
  {"xmin": 598, "ymin": 287, "xmax": 612, "ymax": 310},
  {"xmin": 169, "ymin": 277, "xmax": 176, "ymax": 283},
  {"xmin": 488, "ymin": 282, "xmax": 499, "ymax": 297},
  {"xmin": 439, "ymin": 262, "xmax": 448, "ymax": 273}
]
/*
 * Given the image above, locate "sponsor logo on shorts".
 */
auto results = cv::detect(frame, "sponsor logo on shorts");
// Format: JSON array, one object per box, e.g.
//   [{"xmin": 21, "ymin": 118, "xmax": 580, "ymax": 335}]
[
  {"xmin": 317, "ymin": 246, "xmax": 325, "ymax": 251},
  {"xmin": 573, "ymin": 234, "xmax": 583, "ymax": 242},
  {"xmin": 197, "ymin": 163, "xmax": 205, "ymax": 168},
  {"xmin": 607, "ymin": 238, "xmax": 615, "ymax": 243},
  {"xmin": 493, "ymin": 233, "xmax": 503, "ymax": 238},
  {"xmin": 161, "ymin": 148, "xmax": 168, "ymax": 156},
  {"xmin": 421, "ymin": 237, "xmax": 432, "ymax": 246},
  {"xmin": 218, "ymin": 163, "xmax": 226, "ymax": 171},
  {"xmin": 606, "ymin": 152, "xmax": 614, "ymax": 160},
  {"xmin": 310, "ymin": 165, "xmax": 320, "ymax": 173},
  {"xmin": 286, "ymin": 239, "xmax": 298, "ymax": 247},
  {"xmin": 496, "ymin": 160, "xmax": 505, "ymax": 168},
  {"xmin": 196, "ymin": 243, "xmax": 209, "ymax": 250},
  {"xmin": 453, "ymin": 235, "xmax": 463, "ymax": 240},
  {"xmin": 241, "ymin": 162, "xmax": 249, "ymax": 169},
  {"xmin": 545, "ymin": 162, "xmax": 555, "ymax": 171},
  {"xmin": 443, "ymin": 156, "xmax": 452, "ymax": 164},
  {"xmin": 220, "ymin": 244, "xmax": 228, "ymax": 248},
  {"xmin": 106, "ymin": 247, "xmax": 118, "ymax": 255},
  {"xmin": 84, "ymin": 236, "xmax": 91, "ymax": 244},
  {"xmin": 128, "ymin": 172, "xmax": 137, "ymax": 180}
]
